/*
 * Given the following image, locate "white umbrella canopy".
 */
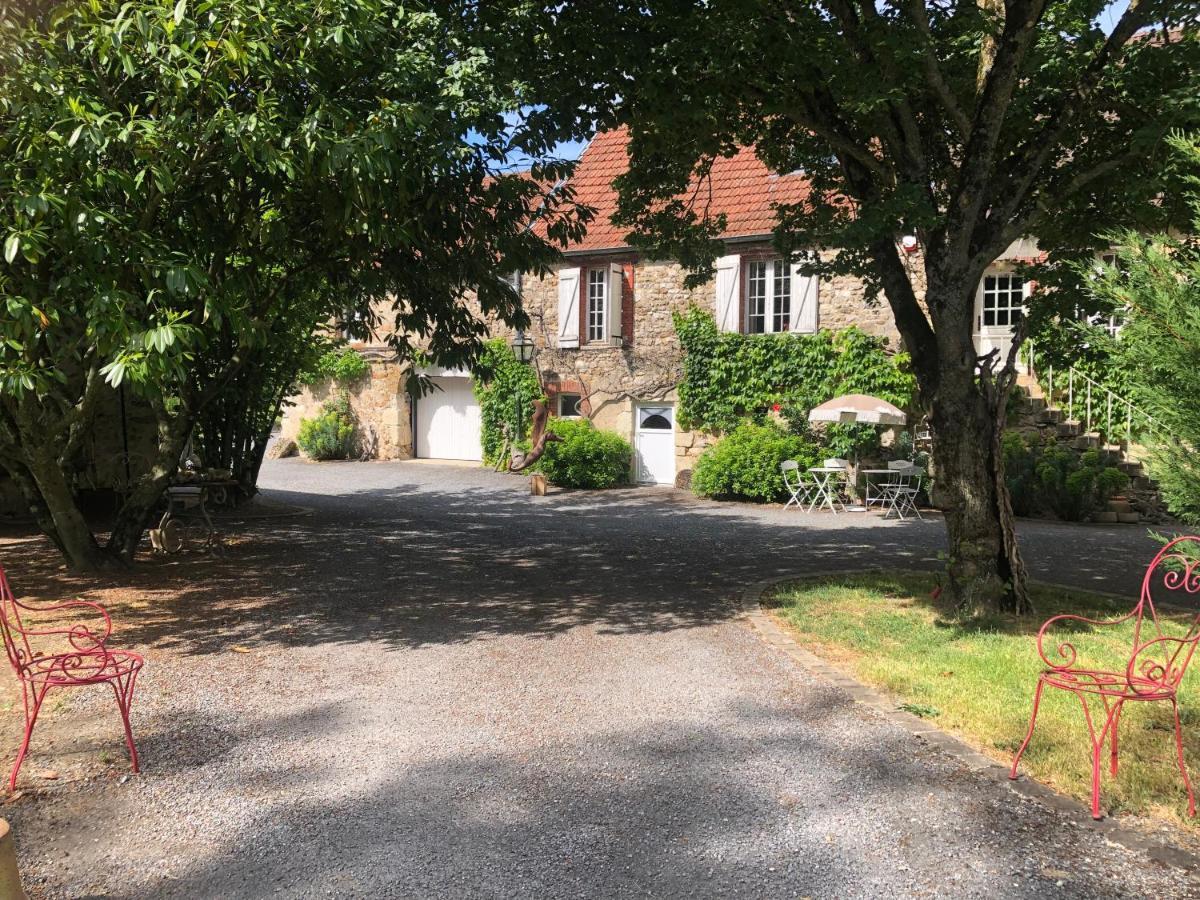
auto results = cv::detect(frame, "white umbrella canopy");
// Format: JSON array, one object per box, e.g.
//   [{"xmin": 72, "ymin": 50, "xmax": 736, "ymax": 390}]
[{"xmin": 807, "ymin": 393, "xmax": 907, "ymax": 426}]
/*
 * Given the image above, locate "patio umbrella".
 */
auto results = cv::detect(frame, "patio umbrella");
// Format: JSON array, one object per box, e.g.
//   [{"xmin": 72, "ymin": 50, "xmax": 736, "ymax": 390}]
[
  {"xmin": 807, "ymin": 394, "xmax": 907, "ymax": 511},
  {"xmin": 807, "ymin": 393, "xmax": 907, "ymax": 427}
]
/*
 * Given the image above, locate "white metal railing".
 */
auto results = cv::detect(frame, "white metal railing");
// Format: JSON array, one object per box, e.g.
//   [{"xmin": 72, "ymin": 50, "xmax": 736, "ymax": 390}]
[{"xmin": 1027, "ymin": 342, "xmax": 1159, "ymax": 445}]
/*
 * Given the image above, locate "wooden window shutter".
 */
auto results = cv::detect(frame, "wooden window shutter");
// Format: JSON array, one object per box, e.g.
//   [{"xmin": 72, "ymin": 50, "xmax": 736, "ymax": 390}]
[
  {"xmin": 557, "ymin": 267, "xmax": 581, "ymax": 348},
  {"xmin": 607, "ymin": 262, "xmax": 624, "ymax": 342},
  {"xmin": 714, "ymin": 255, "xmax": 741, "ymax": 333},
  {"xmin": 789, "ymin": 264, "xmax": 819, "ymax": 334}
]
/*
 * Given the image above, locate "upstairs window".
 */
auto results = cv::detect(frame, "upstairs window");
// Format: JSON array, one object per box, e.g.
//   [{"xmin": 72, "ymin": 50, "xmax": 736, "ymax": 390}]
[
  {"xmin": 746, "ymin": 259, "xmax": 791, "ymax": 334},
  {"xmin": 981, "ymin": 274, "xmax": 1025, "ymax": 328},
  {"xmin": 340, "ymin": 308, "xmax": 370, "ymax": 342},
  {"xmin": 586, "ymin": 268, "xmax": 608, "ymax": 342}
]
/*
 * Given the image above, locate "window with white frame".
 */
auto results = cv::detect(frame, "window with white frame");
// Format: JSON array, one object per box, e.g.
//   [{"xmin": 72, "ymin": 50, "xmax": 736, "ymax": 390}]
[
  {"xmin": 746, "ymin": 259, "xmax": 791, "ymax": 334},
  {"xmin": 1089, "ymin": 252, "xmax": 1124, "ymax": 338},
  {"xmin": 586, "ymin": 268, "xmax": 608, "ymax": 342},
  {"xmin": 980, "ymin": 274, "xmax": 1025, "ymax": 328},
  {"xmin": 340, "ymin": 308, "xmax": 369, "ymax": 342}
]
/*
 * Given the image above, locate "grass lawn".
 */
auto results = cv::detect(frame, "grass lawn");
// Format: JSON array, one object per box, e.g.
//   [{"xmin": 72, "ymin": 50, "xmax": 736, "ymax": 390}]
[{"xmin": 765, "ymin": 572, "xmax": 1200, "ymax": 830}]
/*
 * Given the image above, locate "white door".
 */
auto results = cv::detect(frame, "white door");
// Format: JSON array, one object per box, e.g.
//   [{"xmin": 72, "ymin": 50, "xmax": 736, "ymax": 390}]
[
  {"xmin": 635, "ymin": 405, "xmax": 676, "ymax": 485},
  {"xmin": 416, "ymin": 377, "xmax": 482, "ymax": 461},
  {"xmin": 974, "ymin": 273, "xmax": 1029, "ymax": 373}
]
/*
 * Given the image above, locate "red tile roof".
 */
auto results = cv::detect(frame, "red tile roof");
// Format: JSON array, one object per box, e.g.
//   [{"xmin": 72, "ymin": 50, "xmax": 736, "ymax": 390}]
[{"xmin": 565, "ymin": 128, "xmax": 812, "ymax": 253}]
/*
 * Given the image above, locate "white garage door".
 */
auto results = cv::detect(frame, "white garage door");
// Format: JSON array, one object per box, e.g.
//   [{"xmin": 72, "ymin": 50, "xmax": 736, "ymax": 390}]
[{"xmin": 416, "ymin": 377, "xmax": 483, "ymax": 461}]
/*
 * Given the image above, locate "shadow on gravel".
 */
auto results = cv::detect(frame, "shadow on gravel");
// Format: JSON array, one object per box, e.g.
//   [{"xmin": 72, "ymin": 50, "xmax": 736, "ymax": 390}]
[
  {"xmin": 46, "ymin": 695, "xmax": 1142, "ymax": 900},
  {"xmin": 0, "ymin": 466, "xmax": 1164, "ymax": 662},
  {"xmin": 0, "ymin": 480, "xmax": 944, "ymax": 657}
]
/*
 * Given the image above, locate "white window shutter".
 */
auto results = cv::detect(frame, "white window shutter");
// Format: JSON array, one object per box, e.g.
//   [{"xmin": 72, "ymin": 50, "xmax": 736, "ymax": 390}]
[
  {"xmin": 557, "ymin": 267, "xmax": 580, "ymax": 348},
  {"xmin": 714, "ymin": 255, "xmax": 741, "ymax": 332},
  {"xmin": 790, "ymin": 264, "xmax": 819, "ymax": 334},
  {"xmin": 607, "ymin": 263, "xmax": 624, "ymax": 342}
]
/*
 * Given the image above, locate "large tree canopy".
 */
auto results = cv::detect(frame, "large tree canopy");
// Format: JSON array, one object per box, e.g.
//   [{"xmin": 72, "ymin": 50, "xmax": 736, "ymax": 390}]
[
  {"xmin": 0, "ymin": 0, "xmax": 584, "ymax": 569},
  {"xmin": 494, "ymin": 0, "xmax": 1200, "ymax": 611}
]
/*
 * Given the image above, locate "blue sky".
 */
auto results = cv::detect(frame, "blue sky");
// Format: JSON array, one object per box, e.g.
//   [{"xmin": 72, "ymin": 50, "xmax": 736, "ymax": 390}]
[{"xmin": 1100, "ymin": 0, "xmax": 1132, "ymax": 32}]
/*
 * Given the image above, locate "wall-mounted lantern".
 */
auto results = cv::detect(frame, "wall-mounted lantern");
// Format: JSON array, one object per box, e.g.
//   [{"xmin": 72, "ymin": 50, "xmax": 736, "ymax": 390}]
[{"xmin": 512, "ymin": 330, "xmax": 536, "ymax": 364}]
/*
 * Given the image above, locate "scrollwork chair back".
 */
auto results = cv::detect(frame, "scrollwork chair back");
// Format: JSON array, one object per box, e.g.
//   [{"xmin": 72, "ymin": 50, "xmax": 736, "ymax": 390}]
[
  {"xmin": 1012, "ymin": 535, "xmax": 1200, "ymax": 820},
  {"xmin": 0, "ymin": 564, "xmax": 143, "ymax": 791}
]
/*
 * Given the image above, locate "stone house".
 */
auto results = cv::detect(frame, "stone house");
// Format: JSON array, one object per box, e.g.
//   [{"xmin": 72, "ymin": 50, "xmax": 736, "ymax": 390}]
[{"xmin": 282, "ymin": 129, "xmax": 1037, "ymax": 485}]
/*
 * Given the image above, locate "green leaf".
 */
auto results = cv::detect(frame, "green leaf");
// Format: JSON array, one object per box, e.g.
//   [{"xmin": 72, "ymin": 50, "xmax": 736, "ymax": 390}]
[
  {"xmin": 101, "ymin": 359, "xmax": 127, "ymax": 387},
  {"xmin": 3, "ymin": 235, "xmax": 19, "ymax": 265},
  {"xmin": 173, "ymin": 0, "xmax": 186, "ymax": 25}
]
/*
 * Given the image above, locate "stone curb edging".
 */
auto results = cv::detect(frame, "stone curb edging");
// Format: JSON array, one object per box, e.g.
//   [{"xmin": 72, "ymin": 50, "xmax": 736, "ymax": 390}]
[{"xmin": 737, "ymin": 572, "xmax": 1200, "ymax": 873}]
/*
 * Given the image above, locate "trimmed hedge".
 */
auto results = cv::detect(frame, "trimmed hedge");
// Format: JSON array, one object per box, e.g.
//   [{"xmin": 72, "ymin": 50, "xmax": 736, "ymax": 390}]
[
  {"xmin": 538, "ymin": 419, "xmax": 632, "ymax": 489},
  {"xmin": 692, "ymin": 422, "xmax": 822, "ymax": 503}
]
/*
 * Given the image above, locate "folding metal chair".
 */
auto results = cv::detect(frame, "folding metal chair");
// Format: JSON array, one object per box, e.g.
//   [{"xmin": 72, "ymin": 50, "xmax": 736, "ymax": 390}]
[
  {"xmin": 881, "ymin": 465, "xmax": 924, "ymax": 520},
  {"xmin": 866, "ymin": 460, "xmax": 912, "ymax": 508},
  {"xmin": 780, "ymin": 460, "xmax": 816, "ymax": 511}
]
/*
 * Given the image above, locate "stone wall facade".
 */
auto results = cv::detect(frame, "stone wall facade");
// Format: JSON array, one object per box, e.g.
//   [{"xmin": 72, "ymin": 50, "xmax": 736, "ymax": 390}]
[
  {"xmin": 280, "ymin": 241, "xmax": 911, "ymax": 484},
  {"xmin": 280, "ymin": 353, "xmax": 413, "ymax": 460},
  {"xmin": 506, "ymin": 245, "xmax": 905, "ymax": 483}
]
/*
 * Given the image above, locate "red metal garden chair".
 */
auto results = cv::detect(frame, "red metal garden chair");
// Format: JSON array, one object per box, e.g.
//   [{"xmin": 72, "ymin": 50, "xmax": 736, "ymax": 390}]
[
  {"xmin": 1010, "ymin": 535, "xmax": 1200, "ymax": 819},
  {"xmin": 0, "ymin": 565, "xmax": 143, "ymax": 791}
]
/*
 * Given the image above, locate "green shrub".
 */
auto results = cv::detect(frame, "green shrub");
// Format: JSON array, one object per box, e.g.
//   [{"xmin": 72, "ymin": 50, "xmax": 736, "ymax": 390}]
[
  {"xmin": 297, "ymin": 394, "xmax": 356, "ymax": 460},
  {"xmin": 537, "ymin": 419, "xmax": 632, "ymax": 488},
  {"xmin": 299, "ymin": 347, "xmax": 370, "ymax": 385},
  {"xmin": 1003, "ymin": 433, "xmax": 1127, "ymax": 521},
  {"xmin": 692, "ymin": 422, "xmax": 822, "ymax": 503},
  {"xmin": 1002, "ymin": 432, "xmax": 1040, "ymax": 517}
]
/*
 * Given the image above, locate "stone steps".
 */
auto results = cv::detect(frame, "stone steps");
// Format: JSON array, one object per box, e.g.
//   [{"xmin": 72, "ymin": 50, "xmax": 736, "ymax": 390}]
[
  {"xmin": 1014, "ymin": 379, "xmax": 1167, "ymax": 525},
  {"xmin": 1093, "ymin": 496, "xmax": 1143, "ymax": 525}
]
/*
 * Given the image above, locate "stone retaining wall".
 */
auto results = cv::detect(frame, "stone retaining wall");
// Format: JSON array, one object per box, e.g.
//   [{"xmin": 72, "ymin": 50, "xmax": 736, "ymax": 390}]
[{"xmin": 280, "ymin": 355, "xmax": 413, "ymax": 460}]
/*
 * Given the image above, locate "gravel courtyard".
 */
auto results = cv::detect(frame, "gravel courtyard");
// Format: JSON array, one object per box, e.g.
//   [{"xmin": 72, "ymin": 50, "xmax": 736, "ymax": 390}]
[{"xmin": 2, "ymin": 458, "xmax": 1196, "ymax": 898}]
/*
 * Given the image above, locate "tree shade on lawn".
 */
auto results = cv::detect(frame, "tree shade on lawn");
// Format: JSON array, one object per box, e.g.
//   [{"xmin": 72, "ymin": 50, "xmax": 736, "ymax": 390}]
[
  {"xmin": 0, "ymin": 0, "xmax": 586, "ymax": 569},
  {"xmin": 493, "ymin": 1, "xmax": 1200, "ymax": 612}
]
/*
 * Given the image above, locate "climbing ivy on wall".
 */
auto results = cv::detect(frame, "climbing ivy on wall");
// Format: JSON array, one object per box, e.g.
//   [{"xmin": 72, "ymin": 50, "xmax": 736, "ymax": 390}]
[
  {"xmin": 472, "ymin": 338, "xmax": 545, "ymax": 467},
  {"xmin": 673, "ymin": 307, "xmax": 917, "ymax": 434},
  {"xmin": 298, "ymin": 346, "xmax": 371, "ymax": 386}
]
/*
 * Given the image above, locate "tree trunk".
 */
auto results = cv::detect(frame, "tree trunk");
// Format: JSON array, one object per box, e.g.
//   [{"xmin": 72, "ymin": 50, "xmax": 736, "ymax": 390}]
[
  {"xmin": 927, "ymin": 351, "xmax": 1031, "ymax": 615},
  {"xmin": 106, "ymin": 411, "xmax": 193, "ymax": 562},
  {"xmin": 0, "ymin": 458, "xmax": 66, "ymax": 554},
  {"xmin": 20, "ymin": 445, "xmax": 111, "ymax": 571}
]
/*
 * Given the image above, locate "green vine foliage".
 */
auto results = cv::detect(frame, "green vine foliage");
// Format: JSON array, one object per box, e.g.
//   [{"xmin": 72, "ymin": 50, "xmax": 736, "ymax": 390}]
[
  {"xmin": 673, "ymin": 308, "xmax": 917, "ymax": 436},
  {"xmin": 472, "ymin": 338, "xmax": 544, "ymax": 467},
  {"xmin": 299, "ymin": 347, "xmax": 372, "ymax": 386}
]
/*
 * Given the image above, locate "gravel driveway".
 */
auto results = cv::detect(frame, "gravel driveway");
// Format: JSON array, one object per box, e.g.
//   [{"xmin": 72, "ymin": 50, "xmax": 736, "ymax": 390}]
[{"xmin": 5, "ymin": 459, "xmax": 1195, "ymax": 898}]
